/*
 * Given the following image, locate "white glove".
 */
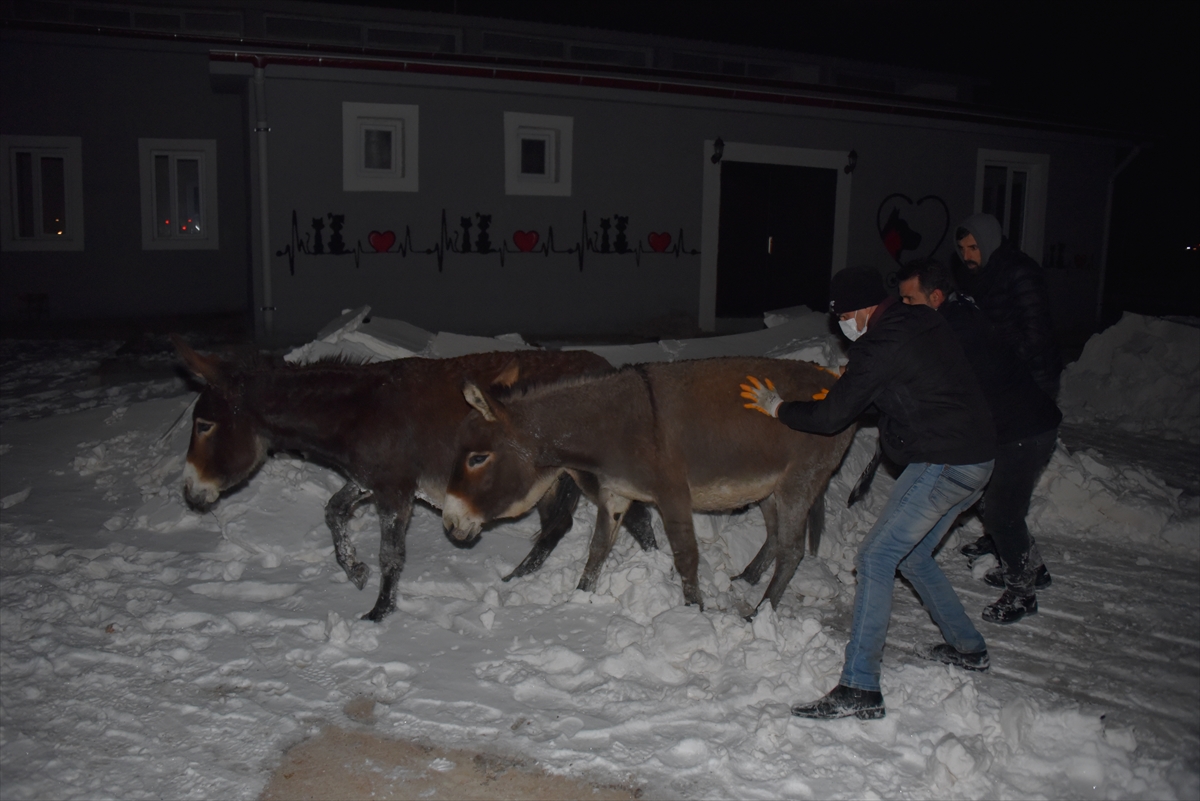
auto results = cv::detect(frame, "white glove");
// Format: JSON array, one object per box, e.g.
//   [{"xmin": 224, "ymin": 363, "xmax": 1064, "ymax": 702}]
[{"xmin": 740, "ymin": 376, "xmax": 783, "ymax": 417}]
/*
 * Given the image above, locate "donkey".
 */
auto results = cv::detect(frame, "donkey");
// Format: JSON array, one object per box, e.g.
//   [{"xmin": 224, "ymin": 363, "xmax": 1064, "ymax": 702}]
[
  {"xmin": 173, "ymin": 338, "xmax": 655, "ymax": 621},
  {"xmin": 442, "ymin": 357, "xmax": 856, "ymax": 614}
]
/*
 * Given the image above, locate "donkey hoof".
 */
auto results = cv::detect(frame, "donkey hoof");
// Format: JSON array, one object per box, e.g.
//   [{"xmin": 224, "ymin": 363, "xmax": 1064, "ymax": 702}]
[
  {"xmin": 361, "ymin": 601, "xmax": 395, "ymax": 622},
  {"xmin": 347, "ymin": 563, "xmax": 370, "ymax": 590},
  {"xmin": 731, "ymin": 569, "xmax": 761, "ymax": 586}
]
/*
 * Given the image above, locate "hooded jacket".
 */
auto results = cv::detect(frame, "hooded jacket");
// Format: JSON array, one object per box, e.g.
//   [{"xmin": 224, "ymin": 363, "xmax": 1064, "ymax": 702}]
[
  {"xmin": 777, "ymin": 298, "xmax": 996, "ymax": 467},
  {"xmin": 955, "ymin": 213, "xmax": 1063, "ymax": 395},
  {"xmin": 939, "ymin": 291, "xmax": 1062, "ymax": 444}
]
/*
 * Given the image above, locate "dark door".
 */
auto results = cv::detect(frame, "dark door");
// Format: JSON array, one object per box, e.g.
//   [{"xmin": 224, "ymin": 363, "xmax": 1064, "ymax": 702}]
[{"xmin": 716, "ymin": 161, "xmax": 838, "ymax": 317}]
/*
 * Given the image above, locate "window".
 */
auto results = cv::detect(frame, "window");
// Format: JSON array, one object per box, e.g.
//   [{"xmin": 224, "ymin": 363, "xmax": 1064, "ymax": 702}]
[
  {"xmin": 343, "ymin": 102, "xmax": 419, "ymax": 192},
  {"xmin": 504, "ymin": 112, "xmax": 572, "ymax": 196},
  {"xmin": 975, "ymin": 149, "xmax": 1049, "ymax": 260},
  {"xmin": 1, "ymin": 136, "xmax": 84, "ymax": 251},
  {"xmin": 138, "ymin": 139, "xmax": 219, "ymax": 250}
]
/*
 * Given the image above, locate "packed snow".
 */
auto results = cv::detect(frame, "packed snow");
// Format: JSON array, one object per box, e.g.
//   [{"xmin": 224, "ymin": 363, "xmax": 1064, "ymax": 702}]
[{"xmin": 1, "ymin": 312, "xmax": 1197, "ymax": 800}]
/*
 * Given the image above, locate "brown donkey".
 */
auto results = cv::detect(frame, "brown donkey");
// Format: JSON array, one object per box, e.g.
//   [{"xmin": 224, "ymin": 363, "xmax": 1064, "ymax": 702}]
[
  {"xmin": 442, "ymin": 357, "xmax": 855, "ymax": 613},
  {"xmin": 173, "ymin": 338, "xmax": 654, "ymax": 621}
]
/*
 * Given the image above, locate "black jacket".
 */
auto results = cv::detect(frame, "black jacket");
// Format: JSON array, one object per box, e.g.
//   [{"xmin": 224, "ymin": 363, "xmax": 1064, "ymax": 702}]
[
  {"xmin": 939, "ymin": 293, "xmax": 1062, "ymax": 445},
  {"xmin": 778, "ymin": 298, "xmax": 996, "ymax": 466},
  {"xmin": 958, "ymin": 240, "xmax": 1063, "ymax": 396}
]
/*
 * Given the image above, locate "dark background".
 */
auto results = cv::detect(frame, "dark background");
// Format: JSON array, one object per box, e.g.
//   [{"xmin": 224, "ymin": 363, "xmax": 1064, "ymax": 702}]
[{"xmin": 356, "ymin": 0, "xmax": 1199, "ymax": 325}]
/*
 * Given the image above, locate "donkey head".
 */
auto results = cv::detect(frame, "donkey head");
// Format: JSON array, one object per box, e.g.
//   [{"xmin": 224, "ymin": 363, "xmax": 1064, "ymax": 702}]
[
  {"xmin": 172, "ymin": 336, "xmax": 267, "ymax": 511},
  {"xmin": 442, "ymin": 381, "xmax": 559, "ymax": 543}
]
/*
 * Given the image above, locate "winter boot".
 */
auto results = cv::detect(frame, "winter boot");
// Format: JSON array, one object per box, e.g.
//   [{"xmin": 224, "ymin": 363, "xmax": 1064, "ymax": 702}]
[
  {"xmin": 984, "ymin": 540, "xmax": 1051, "ymax": 589},
  {"xmin": 983, "ymin": 589, "xmax": 1039, "ymax": 624},
  {"xmin": 984, "ymin": 563, "xmax": 1051, "ymax": 589},
  {"xmin": 959, "ymin": 534, "xmax": 996, "ymax": 560},
  {"xmin": 920, "ymin": 643, "xmax": 990, "ymax": 672},
  {"xmin": 791, "ymin": 685, "xmax": 885, "ymax": 720}
]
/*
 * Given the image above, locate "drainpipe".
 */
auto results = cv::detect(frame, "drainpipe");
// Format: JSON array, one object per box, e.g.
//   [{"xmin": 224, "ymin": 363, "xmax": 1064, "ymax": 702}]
[
  {"xmin": 252, "ymin": 62, "xmax": 275, "ymax": 341},
  {"xmin": 1096, "ymin": 143, "xmax": 1145, "ymax": 326}
]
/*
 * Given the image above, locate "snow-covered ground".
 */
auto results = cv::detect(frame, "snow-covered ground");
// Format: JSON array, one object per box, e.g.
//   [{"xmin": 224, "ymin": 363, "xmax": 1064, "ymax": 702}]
[{"xmin": 1, "ymin": 314, "xmax": 1197, "ymax": 800}]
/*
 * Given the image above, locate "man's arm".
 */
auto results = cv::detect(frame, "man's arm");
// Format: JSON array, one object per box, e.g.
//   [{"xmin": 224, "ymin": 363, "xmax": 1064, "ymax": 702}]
[{"xmin": 776, "ymin": 347, "xmax": 887, "ymax": 434}]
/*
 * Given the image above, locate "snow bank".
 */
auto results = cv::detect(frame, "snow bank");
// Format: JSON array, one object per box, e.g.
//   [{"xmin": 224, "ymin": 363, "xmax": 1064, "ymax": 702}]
[
  {"xmin": 288, "ymin": 306, "xmax": 846, "ymax": 371},
  {"xmin": 1033, "ymin": 441, "xmax": 1200, "ymax": 552},
  {"xmin": 3, "ymin": 319, "xmax": 1198, "ymax": 801},
  {"xmin": 1059, "ymin": 313, "xmax": 1200, "ymax": 442}
]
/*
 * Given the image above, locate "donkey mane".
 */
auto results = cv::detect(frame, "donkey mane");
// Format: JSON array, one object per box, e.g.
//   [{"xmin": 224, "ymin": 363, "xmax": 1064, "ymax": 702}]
[
  {"xmin": 503, "ymin": 357, "xmax": 784, "ymax": 403},
  {"xmin": 501, "ymin": 366, "xmax": 623, "ymax": 402}
]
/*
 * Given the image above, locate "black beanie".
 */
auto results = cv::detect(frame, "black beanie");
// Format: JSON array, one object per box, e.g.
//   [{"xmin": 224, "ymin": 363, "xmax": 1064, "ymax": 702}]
[{"xmin": 829, "ymin": 265, "xmax": 888, "ymax": 315}]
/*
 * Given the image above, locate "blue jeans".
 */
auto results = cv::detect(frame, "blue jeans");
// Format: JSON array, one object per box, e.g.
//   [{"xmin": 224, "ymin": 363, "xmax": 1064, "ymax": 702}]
[{"xmin": 840, "ymin": 460, "xmax": 994, "ymax": 692}]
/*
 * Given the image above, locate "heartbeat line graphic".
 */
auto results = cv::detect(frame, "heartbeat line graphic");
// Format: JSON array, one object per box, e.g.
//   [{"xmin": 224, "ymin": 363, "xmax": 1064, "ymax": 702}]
[{"xmin": 277, "ymin": 210, "xmax": 699, "ymax": 275}]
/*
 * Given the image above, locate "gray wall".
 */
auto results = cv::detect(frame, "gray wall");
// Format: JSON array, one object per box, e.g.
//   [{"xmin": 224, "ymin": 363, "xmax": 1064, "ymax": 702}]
[
  {"xmin": 1, "ymin": 28, "xmax": 1115, "ymax": 343},
  {"xmin": 260, "ymin": 64, "xmax": 1115, "ymax": 340},
  {"xmin": 0, "ymin": 32, "xmax": 251, "ymax": 321}
]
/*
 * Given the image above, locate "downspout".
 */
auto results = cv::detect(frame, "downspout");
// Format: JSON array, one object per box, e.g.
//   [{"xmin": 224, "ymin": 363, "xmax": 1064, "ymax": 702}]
[
  {"xmin": 252, "ymin": 62, "xmax": 275, "ymax": 341},
  {"xmin": 1096, "ymin": 144, "xmax": 1145, "ymax": 326}
]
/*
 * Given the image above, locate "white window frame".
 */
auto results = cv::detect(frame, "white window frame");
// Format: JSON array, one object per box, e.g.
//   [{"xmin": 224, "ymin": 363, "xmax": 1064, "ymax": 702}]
[
  {"xmin": 138, "ymin": 138, "xmax": 219, "ymax": 250},
  {"xmin": 0, "ymin": 135, "xmax": 85, "ymax": 251},
  {"xmin": 504, "ymin": 111, "xmax": 572, "ymax": 196},
  {"xmin": 343, "ymin": 102, "xmax": 419, "ymax": 192},
  {"xmin": 974, "ymin": 149, "xmax": 1049, "ymax": 261},
  {"xmin": 699, "ymin": 140, "xmax": 853, "ymax": 331}
]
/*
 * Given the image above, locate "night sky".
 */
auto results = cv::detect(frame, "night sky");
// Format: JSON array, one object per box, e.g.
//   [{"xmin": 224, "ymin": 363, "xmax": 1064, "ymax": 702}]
[{"xmin": 368, "ymin": 0, "xmax": 1198, "ymax": 320}]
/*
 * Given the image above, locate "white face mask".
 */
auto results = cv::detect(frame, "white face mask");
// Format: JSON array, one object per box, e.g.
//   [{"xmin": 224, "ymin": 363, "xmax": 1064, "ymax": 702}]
[{"xmin": 839, "ymin": 316, "xmax": 866, "ymax": 341}]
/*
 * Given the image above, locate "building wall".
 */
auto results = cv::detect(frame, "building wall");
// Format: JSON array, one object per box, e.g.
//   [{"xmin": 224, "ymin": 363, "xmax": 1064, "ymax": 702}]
[
  {"xmin": 259, "ymin": 63, "xmax": 1115, "ymax": 339},
  {"xmin": 1, "ymin": 28, "xmax": 1116, "ymax": 343},
  {"xmin": 0, "ymin": 32, "xmax": 251, "ymax": 322}
]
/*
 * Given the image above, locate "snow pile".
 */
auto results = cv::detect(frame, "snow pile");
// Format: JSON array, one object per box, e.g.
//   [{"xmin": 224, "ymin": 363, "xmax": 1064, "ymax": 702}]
[
  {"xmin": 1032, "ymin": 441, "xmax": 1200, "ymax": 552},
  {"xmin": 1059, "ymin": 313, "xmax": 1200, "ymax": 442},
  {"xmin": 2, "ymin": 334, "xmax": 1198, "ymax": 801}
]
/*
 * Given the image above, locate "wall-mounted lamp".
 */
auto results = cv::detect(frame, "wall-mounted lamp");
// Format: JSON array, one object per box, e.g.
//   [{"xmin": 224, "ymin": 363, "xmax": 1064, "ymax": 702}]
[
  {"xmin": 844, "ymin": 149, "xmax": 858, "ymax": 174},
  {"xmin": 711, "ymin": 137, "xmax": 724, "ymax": 164}
]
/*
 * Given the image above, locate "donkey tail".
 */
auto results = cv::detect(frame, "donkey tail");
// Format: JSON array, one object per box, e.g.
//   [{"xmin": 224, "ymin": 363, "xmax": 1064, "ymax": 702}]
[
  {"xmin": 806, "ymin": 492, "xmax": 825, "ymax": 556},
  {"xmin": 847, "ymin": 440, "xmax": 884, "ymax": 508}
]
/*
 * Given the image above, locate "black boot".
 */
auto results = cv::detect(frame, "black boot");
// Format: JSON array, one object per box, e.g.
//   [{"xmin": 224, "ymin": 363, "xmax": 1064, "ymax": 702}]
[
  {"xmin": 984, "ymin": 541, "xmax": 1052, "ymax": 589},
  {"xmin": 984, "ymin": 562, "xmax": 1052, "ymax": 589},
  {"xmin": 959, "ymin": 535, "xmax": 995, "ymax": 560},
  {"xmin": 791, "ymin": 685, "xmax": 885, "ymax": 720},
  {"xmin": 920, "ymin": 642, "xmax": 990, "ymax": 671},
  {"xmin": 983, "ymin": 589, "xmax": 1038, "ymax": 624}
]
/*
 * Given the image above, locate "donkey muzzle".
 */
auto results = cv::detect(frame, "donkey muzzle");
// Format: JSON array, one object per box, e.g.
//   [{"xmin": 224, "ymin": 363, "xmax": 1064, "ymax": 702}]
[
  {"xmin": 182, "ymin": 462, "xmax": 220, "ymax": 511},
  {"xmin": 442, "ymin": 494, "xmax": 483, "ymax": 543}
]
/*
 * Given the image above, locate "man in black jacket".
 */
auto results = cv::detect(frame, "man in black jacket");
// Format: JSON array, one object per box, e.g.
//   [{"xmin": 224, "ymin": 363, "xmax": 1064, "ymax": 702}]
[
  {"xmin": 741, "ymin": 265, "xmax": 995, "ymax": 720},
  {"xmin": 955, "ymin": 213, "xmax": 1062, "ymax": 398},
  {"xmin": 897, "ymin": 258, "xmax": 1061, "ymax": 624}
]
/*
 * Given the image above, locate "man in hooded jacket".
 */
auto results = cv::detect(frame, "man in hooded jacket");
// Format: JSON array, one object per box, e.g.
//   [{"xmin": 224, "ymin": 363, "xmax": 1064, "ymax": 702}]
[
  {"xmin": 954, "ymin": 213, "xmax": 1063, "ymax": 568},
  {"xmin": 954, "ymin": 213, "xmax": 1062, "ymax": 399}
]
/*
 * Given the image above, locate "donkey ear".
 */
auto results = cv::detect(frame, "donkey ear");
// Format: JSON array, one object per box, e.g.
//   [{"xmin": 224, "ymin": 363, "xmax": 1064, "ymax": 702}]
[
  {"xmin": 171, "ymin": 334, "xmax": 227, "ymax": 387},
  {"xmin": 490, "ymin": 357, "xmax": 520, "ymax": 389},
  {"xmin": 462, "ymin": 381, "xmax": 501, "ymax": 422}
]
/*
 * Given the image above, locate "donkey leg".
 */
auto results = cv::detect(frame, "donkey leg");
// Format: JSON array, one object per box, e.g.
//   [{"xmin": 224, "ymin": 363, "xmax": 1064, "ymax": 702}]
[
  {"xmin": 363, "ymin": 492, "xmax": 415, "ymax": 622},
  {"xmin": 577, "ymin": 492, "xmax": 631, "ymax": 593},
  {"xmin": 657, "ymin": 491, "xmax": 703, "ymax": 609},
  {"xmin": 325, "ymin": 481, "xmax": 374, "ymax": 590},
  {"xmin": 757, "ymin": 484, "xmax": 822, "ymax": 614},
  {"xmin": 505, "ymin": 472, "xmax": 582, "ymax": 581},
  {"xmin": 734, "ymin": 496, "xmax": 778, "ymax": 585}
]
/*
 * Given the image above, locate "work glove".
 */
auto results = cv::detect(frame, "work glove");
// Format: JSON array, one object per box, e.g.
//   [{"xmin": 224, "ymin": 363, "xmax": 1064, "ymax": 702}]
[{"xmin": 740, "ymin": 376, "xmax": 783, "ymax": 417}]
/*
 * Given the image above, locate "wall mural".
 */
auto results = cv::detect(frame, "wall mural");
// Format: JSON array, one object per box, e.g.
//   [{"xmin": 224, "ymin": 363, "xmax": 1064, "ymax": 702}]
[
  {"xmin": 876, "ymin": 193, "xmax": 950, "ymax": 265},
  {"xmin": 277, "ymin": 210, "xmax": 699, "ymax": 275}
]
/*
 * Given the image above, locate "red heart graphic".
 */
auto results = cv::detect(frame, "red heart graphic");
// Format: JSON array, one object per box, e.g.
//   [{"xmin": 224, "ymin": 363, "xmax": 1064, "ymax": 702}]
[
  {"xmin": 647, "ymin": 232, "xmax": 672, "ymax": 253},
  {"xmin": 513, "ymin": 230, "xmax": 540, "ymax": 252},
  {"xmin": 368, "ymin": 230, "xmax": 396, "ymax": 253}
]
